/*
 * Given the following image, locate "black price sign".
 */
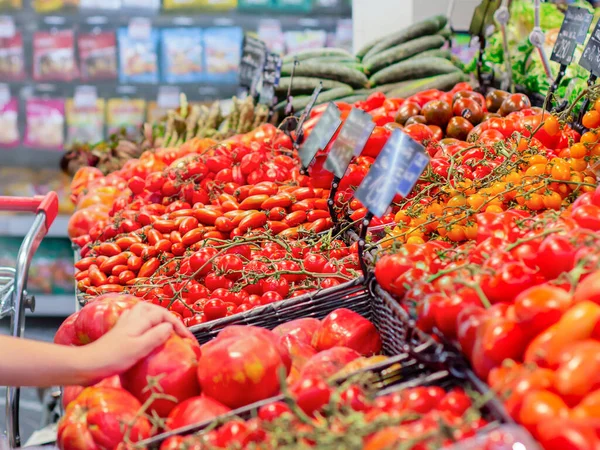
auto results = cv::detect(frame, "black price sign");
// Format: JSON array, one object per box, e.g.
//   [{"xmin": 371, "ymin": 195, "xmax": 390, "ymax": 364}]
[
  {"xmin": 579, "ymin": 20, "xmax": 600, "ymax": 76},
  {"xmin": 355, "ymin": 130, "xmax": 424, "ymax": 218},
  {"xmin": 469, "ymin": 0, "xmax": 501, "ymax": 37},
  {"xmin": 551, "ymin": 6, "xmax": 592, "ymax": 65},
  {"xmin": 239, "ymin": 35, "xmax": 267, "ymax": 95},
  {"xmin": 295, "ymin": 83, "xmax": 322, "ymax": 135},
  {"xmin": 324, "ymin": 108, "xmax": 375, "ymax": 179},
  {"xmin": 298, "ymin": 102, "xmax": 341, "ymax": 170},
  {"xmin": 259, "ymin": 53, "xmax": 283, "ymax": 106}
]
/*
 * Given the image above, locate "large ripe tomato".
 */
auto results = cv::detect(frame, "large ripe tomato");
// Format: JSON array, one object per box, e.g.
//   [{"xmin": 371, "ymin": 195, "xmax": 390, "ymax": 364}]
[
  {"xmin": 197, "ymin": 333, "xmax": 285, "ymax": 409},
  {"xmin": 166, "ymin": 395, "xmax": 230, "ymax": 430},
  {"xmin": 519, "ymin": 390, "xmax": 569, "ymax": 439},
  {"xmin": 280, "ymin": 334, "xmax": 317, "ymax": 385},
  {"xmin": 311, "ymin": 308, "xmax": 382, "ymax": 356},
  {"xmin": 55, "ymin": 294, "xmax": 139, "ymax": 346},
  {"xmin": 57, "ymin": 387, "xmax": 151, "ymax": 450},
  {"xmin": 299, "ymin": 346, "xmax": 361, "ymax": 379},
  {"xmin": 68, "ymin": 205, "xmax": 110, "ymax": 239},
  {"xmin": 272, "ymin": 318, "xmax": 321, "ymax": 345},
  {"xmin": 70, "ymin": 166, "xmax": 104, "ymax": 203},
  {"xmin": 536, "ymin": 235, "xmax": 577, "ymax": 280},
  {"xmin": 537, "ymin": 419, "xmax": 600, "ymax": 450},
  {"xmin": 121, "ymin": 334, "xmax": 202, "ymax": 417},
  {"xmin": 574, "ymin": 270, "xmax": 600, "ymax": 305},
  {"xmin": 514, "ymin": 284, "xmax": 573, "ymax": 336},
  {"xmin": 62, "ymin": 375, "xmax": 121, "ymax": 410},
  {"xmin": 374, "ymin": 254, "xmax": 412, "ymax": 295}
]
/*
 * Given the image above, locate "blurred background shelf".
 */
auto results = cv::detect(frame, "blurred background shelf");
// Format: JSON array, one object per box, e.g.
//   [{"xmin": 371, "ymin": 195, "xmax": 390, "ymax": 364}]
[{"xmin": 0, "ymin": 214, "xmax": 70, "ymax": 238}]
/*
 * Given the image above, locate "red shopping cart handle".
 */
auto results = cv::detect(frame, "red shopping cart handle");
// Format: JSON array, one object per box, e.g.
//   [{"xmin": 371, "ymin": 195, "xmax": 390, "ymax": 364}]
[{"xmin": 0, "ymin": 192, "xmax": 59, "ymax": 230}]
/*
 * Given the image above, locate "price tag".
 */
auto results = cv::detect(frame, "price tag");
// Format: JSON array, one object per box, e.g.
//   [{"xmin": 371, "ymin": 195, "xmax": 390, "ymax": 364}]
[
  {"xmin": 259, "ymin": 53, "xmax": 283, "ymax": 106},
  {"xmin": 295, "ymin": 83, "xmax": 322, "ymax": 134},
  {"xmin": 324, "ymin": 108, "xmax": 375, "ymax": 178},
  {"xmin": 0, "ymin": 84, "xmax": 10, "ymax": 107},
  {"xmin": 239, "ymin": 35, "xmax": 267, "ymax": 96},
  {"xmin": 551, "ymin": 6, "xmax": 592, "ymax": 65},
  {"xmin": 469, "ymin": 0, "xmax": 501, "ymax": 37},
  {"xmin": 128, "ymin": 17, "xmax": 152, "ymax": 40},
  {"xmin": 298, "ymin": 102, "xmax": 341, "ymax": 170},
  {"xmin": 157, "ymin": 86, "xmax": 181, "ymax": 109},
  {"xmin": 74, "ymin": 85, "xmax": 98, "ymax": 108},
  {"xmin": 355, "ymin": 129, "xmax": 423, "ymax": 218},
  {"xmin": 579, "ymin": 20, "xmax": 600, "ymax": 76},
  {"xmin": 397, "ymin": 150, "xmax": 430, "ymax": 197},
  {"xmin": 0, "ymin": 16, "xmax": 15, "ymax": 39}
]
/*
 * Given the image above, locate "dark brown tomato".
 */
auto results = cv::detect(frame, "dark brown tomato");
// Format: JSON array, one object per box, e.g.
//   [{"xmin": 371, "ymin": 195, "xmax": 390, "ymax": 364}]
[
  {"xmin": 485, "ymin": 89, "xmax": 510, "ymax": 113},
  {"xmin": 453, "ymin": 98, "xmax": 483, "ymax": 125},
  {"xmin": 482, "ymin": 112, "xmax": 502, "ymax": 121},
  {"xmin": 394, "ymin": 102, "xmax": 421, "ymax": 125},
  {"xmin": 446, "ymin": 116, "xmax": 474, "ymax": 141},
  {"xmin": 405, "ymin": 115, "xmax": 427, "ymax": 126},
  {"xmin": 498, "ymin": 94, "xmax": 531, "ymax": 116},
  {"xmin": 422, "ymin": 100, "xmax": 452, "ymax": 127}
]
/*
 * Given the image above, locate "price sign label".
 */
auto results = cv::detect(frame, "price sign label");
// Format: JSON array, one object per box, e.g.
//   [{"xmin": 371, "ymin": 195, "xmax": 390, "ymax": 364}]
[
  {"xmin": 157, "ymin": 86, "xmax": 181, "ymax": 109},
  {"xmin": 551, "ymin": 6, "xmax": 592, "ymax": 65},
  {"xmin": 298, "ymin": 102, "xmax": 341, "ymax": 170},
  {"xmin": 239, "ymin": 35, "xmax": 267, "ymax": 96},
  {"xmin": 579, "ymin": 19, "xmax": 600, "ymax": 76},
  {"xmin": 397, "ymin": 150, "xmax": 430, "ymax": 197},
  {"xmin": 324, "ymin": 108, "xmax": 375, "ymax": 178},
  {"xmin": 469, "ymin": 0, "xmax": 502, "ymax": 37},
  {"xmin": 295, "ymin": 83, "xmax": 322, "ymax": 135},
  {"xmin": 259, "ymin": 52, "xmax": 283, "ymax": 106},
  {"xmin": 355, "ymin": 130, "xmax": 424, "ymax": 218},
  {"xmin": 74, "ymin": 85, "xmax": 98, "ymax": 108}
]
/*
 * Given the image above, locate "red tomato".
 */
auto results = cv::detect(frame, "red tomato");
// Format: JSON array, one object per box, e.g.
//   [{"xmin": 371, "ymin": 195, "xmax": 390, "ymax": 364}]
[
  {"xmin": 165, "ymin": 396, "xmax": 230, "ymax": 430},
  {"xmin": 290, "ymin": 376, "xmax": 332, "ymax": 416}
]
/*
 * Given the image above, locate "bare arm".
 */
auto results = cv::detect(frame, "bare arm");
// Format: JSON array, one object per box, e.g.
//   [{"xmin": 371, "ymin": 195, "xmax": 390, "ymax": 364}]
[{"xmin": 0, "ymin": 302, "xmax": 195, "ymax": 387}]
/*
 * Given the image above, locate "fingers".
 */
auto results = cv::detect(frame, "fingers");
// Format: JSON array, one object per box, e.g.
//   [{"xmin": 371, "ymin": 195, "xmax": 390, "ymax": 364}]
[
  {"xmin": 135, "ymin": 322, "xmax": 174, "ymax": 359},
  {"xmin": 119, "ymin": 302, "xmax": 194, "ymax": 340}
]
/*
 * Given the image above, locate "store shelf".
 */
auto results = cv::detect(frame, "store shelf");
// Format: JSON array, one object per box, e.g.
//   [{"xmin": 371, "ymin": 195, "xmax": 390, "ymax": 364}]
[
  {"xmin": 28, "ymin": 294, "xmax": 76, "ymax": 317},
  {"xmin": 0, "ymin": 214, "xmax": 70, "ymax": 238}
]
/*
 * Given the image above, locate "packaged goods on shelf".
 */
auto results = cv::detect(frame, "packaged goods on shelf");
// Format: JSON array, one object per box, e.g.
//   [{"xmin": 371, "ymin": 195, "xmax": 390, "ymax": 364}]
[
  {"xmin": 78, "ymin": 31, "xmax": 118, "ymax": 81},
  {"xmin": 284, "ymin": 29, "xmax": 328, "ymax": 54},
  {"xmin": 106, "ymin": 97, "xmax": 145, "ymax": 139},
  {"xmin": 238, "ymin": 0, "xmax": 273, "ymax": 11},
  {"xmin": 160, "ymin": 28, "xmax": 203, "ymax": 84},
  {"xmin": 32, "ymin": 29, "xmax": 78, "ymax": 82},
  {"xmin": 0, "ymin": 0, "xmax": 22, "ymax": 8},
  {"xmin": 202, "ymin": 27, "xmax": 243, "ymax": 84},
  {"xmin": 80, "ymin": 0, "xmax": 121, "ymax": 8},
  {"xmin": 66, "ymin": 98, "xmax": 105, "ymax": 145},
  {"xmin": 121, "ymin": 0, "xmax": 159, "ymax": 8},
  {"xmin": 0, "ymin": 98, "xmax": 19, "ymax": 148},
  {"xmin": 274, "ymin": 0, "xmax": 311, "ymax": 13},
  {"xmin": 117, "ymin": 27, "xmax": 159, "ymax": 84},
  {"xmin": 163, "ymin": 0, "xmax": 237, "ymax": 10},
  {"xmin": 0, "ymin": 32, "xmax": 25, "ymax": 81},
  {"xmin": 32, "ymin": 0, "xmax": 78, "ymax": 12},
  {"xmin": 24, "ymin": 97, "xmax": 65, "ymax": 150},
  {"xmin": 257, "ymin": 19, "xmax": 285, "ymax": 55}
]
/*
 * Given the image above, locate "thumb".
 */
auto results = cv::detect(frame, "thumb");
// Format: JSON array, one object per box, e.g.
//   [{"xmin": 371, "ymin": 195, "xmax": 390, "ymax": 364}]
[{"xmin": 134, "ymin": 323, "xmax": 174, "ymax": 359}]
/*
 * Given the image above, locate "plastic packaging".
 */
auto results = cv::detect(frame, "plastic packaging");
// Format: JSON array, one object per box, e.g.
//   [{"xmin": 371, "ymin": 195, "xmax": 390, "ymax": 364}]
[
  {"xmin": 0, "ymin": 32, "xmax": 25, "ymax": 81},
  {"xmin": 117, "ymin": 27, "xmax": 159, "ymax": 84},
  {"xmin": 66, "ymin": 98, "xmax": 105, "ymax": 145},
  {"xmin": 284, "ymin": 30, "xmax": 328, "ymax": 54},
  {"xmin": 258, "ymin": 20, "xmax": 285, "ymax": 55},
  {"xmin": 24, "ymin": 97, "xmax": 65, "ymax": 150},
  {"xmin": 33, "ymin": 29, "xmax": 78, "ymax": 82},
  {"xmin": 203, "ymin": 27, "xmax": 243, "ymax": 84},
  {"xmin": 0, "ymin": 97, "xmax": 19, "ymax": 148},
  {"xmin": 161, "ymin": 28, "xmax": 203, "ymax": 84},
  {"xmin": 78, "ymin": 31, "xmax": 118, "ymax": 80}
]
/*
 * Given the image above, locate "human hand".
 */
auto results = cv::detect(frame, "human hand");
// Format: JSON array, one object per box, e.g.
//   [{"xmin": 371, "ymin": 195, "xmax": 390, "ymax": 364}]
[{"xmin": 78, "ymin": 302, "xmax": 195, "ymax": 384}]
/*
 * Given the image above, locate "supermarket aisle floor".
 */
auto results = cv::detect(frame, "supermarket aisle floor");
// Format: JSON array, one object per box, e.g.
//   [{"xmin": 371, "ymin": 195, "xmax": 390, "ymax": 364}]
[{"xmin": 0, "ymin": 317, "xmax": 63, "ymax": 443}]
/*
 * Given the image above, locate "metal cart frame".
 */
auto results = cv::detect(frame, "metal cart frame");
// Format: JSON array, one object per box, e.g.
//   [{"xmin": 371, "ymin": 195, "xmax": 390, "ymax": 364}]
[{"xmin": 0, "ymin": 193, "xmax": 58, "ymax": 448}]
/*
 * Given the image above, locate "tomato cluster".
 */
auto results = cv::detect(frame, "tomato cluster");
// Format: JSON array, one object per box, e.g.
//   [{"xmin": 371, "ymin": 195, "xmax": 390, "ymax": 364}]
[{"xmin": 160, "ymin": 382, "xmax": 486, "ymax": 450}]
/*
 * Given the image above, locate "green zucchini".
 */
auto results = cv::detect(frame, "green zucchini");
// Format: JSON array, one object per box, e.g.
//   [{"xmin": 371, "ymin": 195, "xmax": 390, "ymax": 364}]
[
  {"xmin": 283, "ymin": 47, "xmax": 353, "ymax": 64},
  {"xmin": 369, "ymin": 57, "xmax": 459, "ymax": 87},
  {"xmin": 281, "ymin": 61, "xmax": 368, "ymax": 88},
  {"xmin": 274, "ymin": 86, "xmax": 354, "ymax": 113},
  {"xmin": 386, "ymin": 72, "xmax": 470, "ymax": 98},
  {"xmin": 336, "ymin": 93, "xmax": 371, "ymax": 103},
  {"xmin": 275, "ymin": 77, "xmax": 351, "ymax": 95},
  {"xmin": 406, "ymin": 48, "xmax": 452, "ymax": 62},
  {"xmin": 356, "ymin": 36, "xmax": 383, "ymax": 60},
  {"xmin": 363, "ymin": 35, "xmax": 445, "ymax": 73},
  {"xmin": 305, "ymin": 55, "xmax": 359, "ymax": 64},
  {"xmin": 362, "ymin": 15, "xmax": 448, "ymax": 62},
  {"xmin": 437, "ymin": 26, "xmax": 452, "ymax": 40}
]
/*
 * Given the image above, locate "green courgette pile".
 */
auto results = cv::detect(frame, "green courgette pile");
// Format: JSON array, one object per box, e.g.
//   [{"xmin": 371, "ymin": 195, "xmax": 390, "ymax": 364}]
[{"xmin": 274, "ymin": 15, "xmax": 468, "ymax": 113}]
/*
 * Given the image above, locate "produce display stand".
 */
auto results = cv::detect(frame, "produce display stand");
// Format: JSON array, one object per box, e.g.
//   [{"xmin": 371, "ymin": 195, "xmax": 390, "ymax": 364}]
[{"xmin": 0, "ymin": 192, "xmax": 59, "ymax": 448}]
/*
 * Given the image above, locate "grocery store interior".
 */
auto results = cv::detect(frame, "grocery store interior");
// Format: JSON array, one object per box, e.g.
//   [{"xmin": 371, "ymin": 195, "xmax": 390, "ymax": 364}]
[{"xmin": 2, "ymin": 0, "xmax": 600, "ymax": 448}]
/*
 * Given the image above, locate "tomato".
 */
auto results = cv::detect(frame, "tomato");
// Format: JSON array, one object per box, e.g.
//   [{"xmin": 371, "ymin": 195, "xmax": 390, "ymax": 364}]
[
  {"xmin": 260, "ymin": 277, "xmax": 290, "ymax": 297},
  {"xmin": 299, "ymin": 346, "xmax": 361, "ymax": 380},
  {"xmin": 273, "ymin": 318, "xmax": 321, "ymax": 345},
  {"xmin": 54, "ymin": 294, "xmax": 138, "ymax": 346},
  {"xmin": 190, "ymin": 248, "xmax": 218, "ymax": 276},
  {"xmin": 203, "ymin": 299, "xmax": 228, "ymax": 321},
  {"xmin": 290, "ymin": 376, "xmax": 332, "ymax": 416},
  {"xmin": 62, "ymin": 375, "xmax": 121, "ymax": 410},
  {"xmin": 554, "ymin": 340, "xmax": 600, "ymax": 403},
  {"xmin": 257, "ymin": 402, "xmax": 291, "ymax": 422},
  {"xmin": 514, "ymin": 284, "xmax": 573, "ymax": 335},
  {"xmin": 311, "ymin": 308, "xmax": 382, "ymax": 356},
  {"xmin": 574, "ymin": 270, "xmax": 600, "ymax": 305},
  {"xmin": 197, "ymin": 333, "xmax": 286, "ymax": 409},
  {"xmin": 138, "ymin": 257, "xmax": 160, "ymax": 278},
  {"xmin": 165, "ymin": 396, "xmax": 230, "ymax": 430},
  {"xmin": 519, "ymin": 390, "xmax": 569, "ymax": 438},
  {"xmin": 238, "ymin": 211, "xmax": 268, "ymax": 232},
  {"xmin": 57, "ymin": 387, "xmax": 151, "ymax": 450},
  {"xmin": 121, "ymin": 335, "xmax": 201, "ymax": 417}
]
